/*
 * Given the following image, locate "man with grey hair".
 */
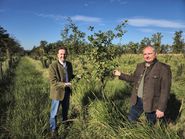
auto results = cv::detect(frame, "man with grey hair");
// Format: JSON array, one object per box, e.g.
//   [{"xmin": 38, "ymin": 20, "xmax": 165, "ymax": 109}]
[{"xmin": 113, "ymin": 45, "xmax": 172, "ymax": 125}]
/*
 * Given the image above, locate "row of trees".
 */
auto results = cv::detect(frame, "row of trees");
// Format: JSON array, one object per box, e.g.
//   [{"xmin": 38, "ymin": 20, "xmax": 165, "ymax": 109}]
[
  {"xmin": 1, "ymin": 19, "xmax": 184, "ymax": 58},
  {"xmin": 123, "ymin": 31, "xmax": 184, "ymax": 54},
  {"xmin": 0, "ymin": 26, "xmax": 23, "ymax": 80},
  {"xmin": 30, "ymin": 18, "xmax": 185, "ymax": 57},
  {"xmin": 0, "ymin": 26, "xmax": 24, "ymax": 58},
  {"xmin": 29, "ymin": 19, "xmax": 185, "ymax": 100}
]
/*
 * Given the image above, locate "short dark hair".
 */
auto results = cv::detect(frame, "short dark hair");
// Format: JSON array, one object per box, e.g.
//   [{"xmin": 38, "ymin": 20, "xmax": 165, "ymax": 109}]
[{"xmin": 57, "ymin": 46, "xmax": 68, "ymax": 55}]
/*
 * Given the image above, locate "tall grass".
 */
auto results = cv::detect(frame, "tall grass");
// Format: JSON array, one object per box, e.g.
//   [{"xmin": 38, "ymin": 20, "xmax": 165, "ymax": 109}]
[
  {"xmin": 63, "ymin": 54, "xmax": 184, "ymax": 139},
  {"xmin": 6, "ymin": 57, "xmax": 50, "ymax": 138},
  {"xmin": 1, "ymin": 54, "xmax": 184, "ymax": 138}
]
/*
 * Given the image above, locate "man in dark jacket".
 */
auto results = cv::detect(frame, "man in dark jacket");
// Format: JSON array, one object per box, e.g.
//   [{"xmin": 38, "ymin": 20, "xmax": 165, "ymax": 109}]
[
  {"xmin": 49, "ymin": 46, "xmax": 74, "ymax": 137},
  {"xmin": 113, "ymin": 45, "xmax": 172, "ymax": 125}
]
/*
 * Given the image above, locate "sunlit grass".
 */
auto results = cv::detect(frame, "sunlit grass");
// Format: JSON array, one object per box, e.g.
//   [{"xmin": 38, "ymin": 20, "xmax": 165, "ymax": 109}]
[
  {"xmin": 1, "ymin": 54, "xmax": 185, "ymax": 138},
  {"xmin": 24, "ymin": 56, "xmax": 49, "ymax": 79}
]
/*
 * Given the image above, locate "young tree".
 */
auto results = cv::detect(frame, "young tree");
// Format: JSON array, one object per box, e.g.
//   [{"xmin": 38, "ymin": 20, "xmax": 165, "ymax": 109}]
[
  {"xmin": 0, "ymin": 26, "xmax": 9, "ymax": 55},
  {"xmin": 151, "ymin": 32, "xmax": 163, "ymax": 53},
  {"xmin": 61, "ymin": 18, "xmax": 86, "ymax": 54},
  {"xmin": 126, "ymin": 41, "xmax": 139, "ymax": 54},
  {"xmin": 0, "ymin": 26, "xmax": 23, "ymax": 58},
  {"xmin": 85, "ymin": 20, "xmax": 128, "ymax": 96},
  {"xmin": 39, "ymin": 40, "xmax": 48, "ymax": 55},
  {"xmin": 139, "ymin": 37, "xmax": 151, "ymax": 53},
  {"xmin": 172, "ymin": 30, "xmax": 184, "ymax": 53},
  {"xmin": 160, "ymin": 44, "xmax": 171, "ymax": 53}
]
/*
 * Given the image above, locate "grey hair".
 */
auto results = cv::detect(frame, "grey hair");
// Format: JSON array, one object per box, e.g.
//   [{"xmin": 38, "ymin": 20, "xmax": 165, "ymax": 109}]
[{"xmin": 143, "ymin": 45, "xmax": 157, "ymax": 53}]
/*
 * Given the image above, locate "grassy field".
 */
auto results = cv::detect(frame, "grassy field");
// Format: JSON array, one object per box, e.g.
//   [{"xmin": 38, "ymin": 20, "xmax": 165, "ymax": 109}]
[{"xmin": 0, "ymin": 54, "xmax": 184, "ymax": 138}]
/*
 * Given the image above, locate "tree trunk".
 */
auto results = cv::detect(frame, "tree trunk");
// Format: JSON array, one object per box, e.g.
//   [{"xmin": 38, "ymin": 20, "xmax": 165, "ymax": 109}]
[{"xmin": 0, "ymin": 62, "xmax": 3, "ymax": 80}]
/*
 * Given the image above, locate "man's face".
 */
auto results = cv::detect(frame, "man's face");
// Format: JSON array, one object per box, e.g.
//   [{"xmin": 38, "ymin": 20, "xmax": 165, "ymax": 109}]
[
  {"xmin": 57, "ymin": 49, "xmax": 67, "ymax": 62},
  {"xmin": 143, "ymin": 47, "xmax": 157, "ymax": 63}
]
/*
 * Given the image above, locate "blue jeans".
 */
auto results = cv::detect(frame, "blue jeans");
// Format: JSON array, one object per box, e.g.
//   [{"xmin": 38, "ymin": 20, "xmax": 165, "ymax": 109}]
[
  {"xmin": 49, "ymin": 88, "xmax": 70, "ymax": 131},
  {"xmin": 128, "ymin": 97, "xmax": 156, "ymax": 125}
]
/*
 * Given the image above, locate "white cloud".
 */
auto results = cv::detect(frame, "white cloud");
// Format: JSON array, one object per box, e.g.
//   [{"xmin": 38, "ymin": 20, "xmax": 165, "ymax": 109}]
[
  {"xmin": 127, "ymin": 18, "xmax": 185, "ymax": 29},
  {"xmin": 35, "ymin": 13, "xmax": 65, "ymax": 20},
  {"xmin": 71, "ymin": 15, "xmax": 102, "ymax": 23},
  {"xmin": 35, "ymin": 13, "xmax": 102, "ymax": 23}
]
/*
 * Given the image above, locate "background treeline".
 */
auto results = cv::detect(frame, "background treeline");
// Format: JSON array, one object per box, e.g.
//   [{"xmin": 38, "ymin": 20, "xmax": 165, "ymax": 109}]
[
  {"xmin": 27, "ymin": 19, "xmax": 185, "ymax": 74},
  {"xmin": 29, "ymin": 19, "xmax": 184, "ymax": 60},
  {"xmin": 0, "ymin": 26, "xmax": 24, "ymax": 81}
]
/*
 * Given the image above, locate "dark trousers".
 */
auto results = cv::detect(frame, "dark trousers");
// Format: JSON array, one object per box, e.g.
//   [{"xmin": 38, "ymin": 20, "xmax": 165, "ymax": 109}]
[
  {"xmin": 128, "ymin": 97, "xmax": 157, "ymax": 125},
  {"xmin": 61, "ymin": 89, "xmax": 70, "ymax": 121}
]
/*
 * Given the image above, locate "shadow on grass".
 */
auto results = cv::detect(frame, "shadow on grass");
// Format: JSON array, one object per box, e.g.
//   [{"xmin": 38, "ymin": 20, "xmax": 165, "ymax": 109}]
[
  {"xmin": 109, "ymin": 84, "xmax": 131, "ymax": 101},
  {"xmin": 81, "ymin": 83, "xmax": 132, "ymax": 106},
  {"xmin": 80, "ymin": 83, "xmax": 132, "ymax": 129},
  {"xmin": 165, "ymin": 93, "xmax": 182, "ymax": 123},
  {"xmin": 106, "ymin": 85, "xmax": 132, "ymax": 127},
  {"xmin": 81, "ymin": 89, "xmax": 103, "ymax": 106},
  {"xmin": 0, "ymin": 71, "xmax": 16, "ymax": 138}
]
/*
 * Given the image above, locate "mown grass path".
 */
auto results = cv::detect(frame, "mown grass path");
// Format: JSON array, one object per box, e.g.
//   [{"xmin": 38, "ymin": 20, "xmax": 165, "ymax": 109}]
[{"xmin": 5, "ymin": 57, "xmax": 50, "ymax": 138}]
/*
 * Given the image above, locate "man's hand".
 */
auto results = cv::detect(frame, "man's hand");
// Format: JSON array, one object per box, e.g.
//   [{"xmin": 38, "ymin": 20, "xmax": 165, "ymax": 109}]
[
  {"xmin": 65, "ymin": 82, "xmax": 71, "ymax": 87},
  {"xmin": 113, "ymin": 70, "xmax": 121, "ymax": 76},
  {"xmin": 156, "ymin": 109, "xmax": 164, "ymax": 118}
]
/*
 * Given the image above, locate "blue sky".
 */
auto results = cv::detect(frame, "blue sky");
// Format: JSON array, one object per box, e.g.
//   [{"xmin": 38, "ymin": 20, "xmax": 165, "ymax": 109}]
[{"xmin": 0, "ymin": 0, "xmax": 185, "ymax": 50}]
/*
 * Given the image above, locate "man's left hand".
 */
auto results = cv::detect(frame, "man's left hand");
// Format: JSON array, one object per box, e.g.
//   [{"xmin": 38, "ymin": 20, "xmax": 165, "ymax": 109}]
[{"xmin": 156, "ymin": 109, "xmax": 164, "ymax": 118}]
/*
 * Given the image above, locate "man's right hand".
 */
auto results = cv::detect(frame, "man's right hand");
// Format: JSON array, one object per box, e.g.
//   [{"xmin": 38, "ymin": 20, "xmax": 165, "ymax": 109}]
[
  {"xmin": 113, "ymin": 70, "xmax": 121, "ymax": 76},
  {"xmin": 65, "ymin": 82, "xmax": 71, "ymax": 87}
]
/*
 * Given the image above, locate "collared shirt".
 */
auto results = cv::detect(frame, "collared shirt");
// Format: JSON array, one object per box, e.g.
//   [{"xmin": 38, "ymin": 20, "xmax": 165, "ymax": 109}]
[
  {"xmin": 137, "ymin": 66, "xmax": 147, "ymax": 98},
  {"xmin": 137, "ymin": 62, "xmax": 152, "ymax": 98},
  {"xmin": 58, "ymin": 60, "xmax": 68, "ymax": 82},
  {"xmin": 58, "ymin": 60, "xmax": 66, "ymax": 67}
]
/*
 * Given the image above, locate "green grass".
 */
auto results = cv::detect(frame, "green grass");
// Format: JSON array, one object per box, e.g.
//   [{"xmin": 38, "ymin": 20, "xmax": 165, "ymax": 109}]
[
  {"xmin": 1, "ymin": 54, "xmax": 184, "ymax": 138},
  {"xmin": 5, "ymin": 57, "xmax": 50, "ymax": 138},
  {"xmin": 66, "ymin": 54, "xmax": 185, "ymax": 139}
]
